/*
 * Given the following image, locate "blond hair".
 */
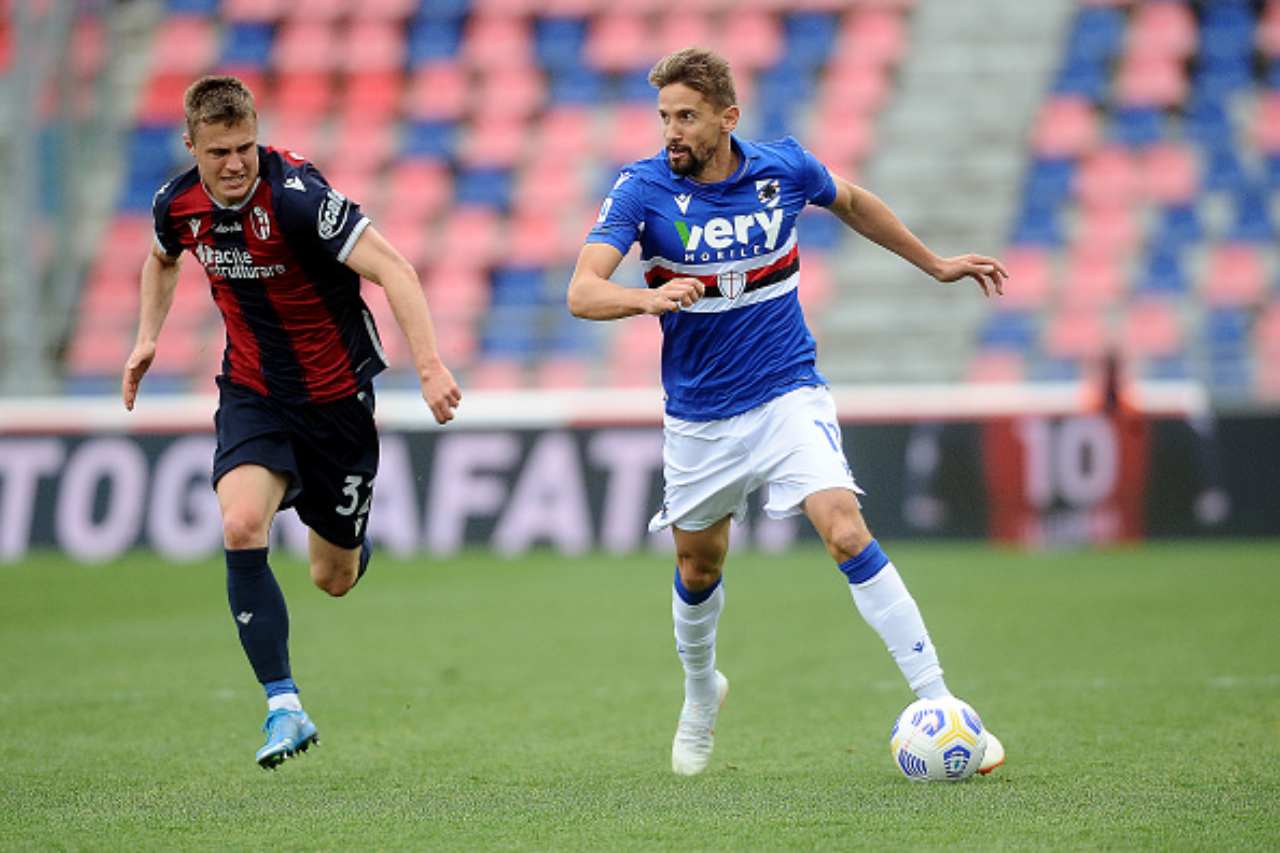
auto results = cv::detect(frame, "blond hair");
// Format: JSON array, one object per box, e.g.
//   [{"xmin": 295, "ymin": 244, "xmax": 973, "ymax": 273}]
[
  {"xmin": 648, "ymin": 48, "xmax": 737, "ymax": 110},
  {"xmin": 183, "ymin": 75, "xmax": 257, "ymax": 141}
]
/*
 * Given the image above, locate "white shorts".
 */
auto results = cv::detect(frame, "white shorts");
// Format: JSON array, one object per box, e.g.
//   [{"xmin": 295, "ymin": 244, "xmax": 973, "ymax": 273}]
[{"xmin": 648, "ymin": 385, "xmax": 862, "ymax": 533}]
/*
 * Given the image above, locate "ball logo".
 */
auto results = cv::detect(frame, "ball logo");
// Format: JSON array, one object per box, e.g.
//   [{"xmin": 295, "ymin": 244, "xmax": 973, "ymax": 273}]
[
  {"xmin": 942, "ymin": 744, "xmax": 973, "ymax": 778},
  {"xmin": 317, "ymin": 189, "xmax": 349, "ymax": 240},
  {"xmin": 251, "ymin": 206, "xmax": 271, "ymax": 241}
]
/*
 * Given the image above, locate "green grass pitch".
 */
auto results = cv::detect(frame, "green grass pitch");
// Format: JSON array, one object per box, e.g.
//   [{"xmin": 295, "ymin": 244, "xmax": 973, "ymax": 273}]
[{"xmin": 2, "ymin": 541, "xmax": 1278, "ymax": 850}]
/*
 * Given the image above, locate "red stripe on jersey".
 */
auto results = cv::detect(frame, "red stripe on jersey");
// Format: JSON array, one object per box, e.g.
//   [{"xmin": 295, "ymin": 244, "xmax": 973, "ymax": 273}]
[
  {"xmin": 211, "ymin": 279, "xmax": 269, "ymax": 396},
  {"xmin": 643, "ymin": 244, "xmax": 800, "ymax": 288}
]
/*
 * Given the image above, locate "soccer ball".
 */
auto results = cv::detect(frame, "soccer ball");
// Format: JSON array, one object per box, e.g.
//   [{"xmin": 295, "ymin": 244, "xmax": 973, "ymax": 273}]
[{"xmin": 890, "ymin": 696, "xmax": 988, "ymax": 781}]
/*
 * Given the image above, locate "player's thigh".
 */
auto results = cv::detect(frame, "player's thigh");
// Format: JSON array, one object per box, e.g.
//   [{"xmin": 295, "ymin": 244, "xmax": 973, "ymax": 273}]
[
  {"xmin": 760, "ymin": 387, "xmax": 861, "ymax": 521},
  {"xmin": 672, "ymin": 515, "xmax": 733, "ymax": 587},
  {"xmin": 215, "ymin": 463, "xmax": 290, "ymax": 547},
  {"xmin": 803, "ymin": 487, "xmax": 873, "ymax": 562},
  {"xmin": 291, "ymin": 388, "xmax": 379, "ymax": 550}
]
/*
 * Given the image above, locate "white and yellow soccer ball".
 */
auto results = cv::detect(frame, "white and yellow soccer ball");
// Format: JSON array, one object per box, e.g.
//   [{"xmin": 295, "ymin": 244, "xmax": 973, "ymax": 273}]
[{"xmin": 890, "ymin": 696, "xmax": 988, "ymax": 781}]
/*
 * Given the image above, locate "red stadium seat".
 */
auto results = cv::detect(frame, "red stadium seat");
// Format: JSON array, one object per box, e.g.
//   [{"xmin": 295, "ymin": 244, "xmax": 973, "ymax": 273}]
[
  {"xmin": 150, "ymin": 16, "xmax": 217, "ymax": 75},
  {"xmin": 383, "ymin": 160, "xmax": 452, "ymax": 221},
  {"xmin": 513, "ymin": 160, "xmax": 584, "ymax": 216},
  {"xmin": 1044, "ymin": 307, "xmax": 1107, "ymax": 359},
  {"xmin": 425, "ymin": 264, "xmax": 491, "ymax": 318},
  {"xmin": 1074, "ymin": 202, "xmax": 1140, "ymax": 259},
  {"xmin": 965, "ymin": 350, "xmax": 1027, "ymax": 383},
  {"xmin": 459, "ymin": 115, "xmax": 527, "ymax": 168},
  {"xmin": 818, "ymin": 61, "xmax": 890, "ymax": 115},
  {"xmin": 469, "ymin": 358, "xmax": 526, "ymax": 390},
  {"xmin": 67, "ymin": 325, "xmax": 132, "ymax": 376},
  {"xmin": 136, "ymin": 73, "xmax": 192, "ymax": 123},
  {"xmin": 507, "ymin": 213, "xmax": 567, "ymax": 266},
  {"xmin": 1127, "ymin": 1, "xmax": 1197, "ymax": 59},
  {"xmin": 222, "ymin": 0, "xmax": 286, "ymax": 22},
  {"xmin": 1030, "ymin": 96, "xmax": 1099, "ymax": 158},
  {"xmin": 1074, "ymin": 146, "xmax": 1141, "ymax": 207},
  {"xmin": 272, "ymin": 71, "xmax": 335, "ymax": 117},
  {"xmin": 341, "ymin": 21, "xmax": 405, "ymax": 73},
  {"xmin": 0, "ymin": 22, "xmax": 10, "ymax": 73},
  {"xmin": 357, "ymin": 0, "xmax": 417, "ymax": 20},
  {"xmin": 585, "ymin": 12, "xmax": 658, "ymax": 73},
  {"xmin": 339, "ymin": 70, "xmax": 404, "ymax": 121},
  {"xmin": 273, "ymin": 21, "xmax": 339, "ymax": 72},
  {"xmin": 605, "ymin": 105, "xmax": 661, "ymax": 164},
  {"xmin": 657, "ymin": 11, "xmax": 712, "ymax": 56},
  {"xmin": 404, "ymin": 63, "xmax": 467, "ymax": 121},
  {"xmin": 1203, "ymin": 244, "xmax": 1266, "ymax": 307},
  {"xmin": 996, "ymin": 246, "xmax": 1053, "ymax": 309},
  {"xmin": 71, "ymin": 18, "xmax": 106, "ymax": 80},
  {"xmin": 837, "ymin": 8, "xmax": 906, "ymax": 67},
  {"xmin": 532, "ymin": 106, "xmax": 595, "ymax": 160},
  {"xmin": 797, "ymin": 254, "xmax": 833, "ymax": 311},
  {"xmin": 1120, "ymin": 298, "xmax": 1182, "ymax": 359},
  {"xmin": 330, "ymin": 115, "xmax": 394, "ymax": 173},
  {"xmin": 535, "ymin": 357, "xmax": 591, "ymax": 390},
  {"xmin": 439, "ymin": 207, "xmax": 503, "ymax": 267},
  {"xmin": 719, "ymin": 11, "xmax": 783, "ymax": 71},
  {"xmin": 808, "ymin": 109, "xmax": 874, "ymax": 166},
  {"xmin": 280, "ymin": 0, "xmax": 346, "ymax": 22},
  {"xmin": 1141, "ymin": 142, "xmax": 1199, "ymax": 204},
  {"xmin": 375, "ymin": 214, "xmax": 435, "ymax": 269},
  {"xmin": 1259, "ymin": 0, "xmax": 1280, "ymax": 59},
  {"xmin": 320, "ymin": 164, "xmax": 383, "ymax": 217},
  {"xmin": 472, "ymin": 65, "xmax": 546, "ymax": 120},
  {"xmin": 1115, "ymin": 55, "xmax": 1187, "ymax": 108},
  {"xmin": 461, "ymin": 15, "xmax": 533, "ymax": 69},
  {"xmin": 1252, "ymin": 92, "xmax": 1280, "ymax": 153},
  {"xmin": 1060, "ymin": 247, "xmax": 1124, "ymax": 308},
  {"xmin": 264, "ymin": 114, "xmax": 329, "ymax": 164}
]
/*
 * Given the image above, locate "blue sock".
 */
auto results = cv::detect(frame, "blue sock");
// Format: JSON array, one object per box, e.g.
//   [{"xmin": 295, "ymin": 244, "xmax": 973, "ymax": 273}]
[
  {"xmin": 674, "ymin": 566, "xmax": 722, "ymax": 606},
  {"xmin": 837, "ymin": 539, "xmax": 890, "ymax": 584},
  {"xmin": 226, "ymin": 547, "xmax": 291, "ymax": 687}
]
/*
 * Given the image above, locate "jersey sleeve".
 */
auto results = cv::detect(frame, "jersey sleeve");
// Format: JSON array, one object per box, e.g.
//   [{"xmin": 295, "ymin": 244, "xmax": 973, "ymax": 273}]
[
  {"xmin": 785, "ymin": 137, "xmax": 837, "ymax": 207},
  {"xmin": 585, "ymin": 169, "xmax": 645, "ymax": 255},
  {"xmin": 151, "ymin": 180, "xmax": 184, "ymax": 258},
  {"xmin": 275, "ymin": 162, "xmax": 371, "ymax": 263}
]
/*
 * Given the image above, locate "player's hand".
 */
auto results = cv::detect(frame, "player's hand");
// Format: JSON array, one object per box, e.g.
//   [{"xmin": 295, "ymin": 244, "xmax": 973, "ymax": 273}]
[
  {"xmin": 932, "ymin": 254, "xmax": 1008, "ymax": 297},
  {"xmin": 121, "ymin": 341, "xmax": 156, "ymax": 411},
  {"xmin": 421, "ymin": 364, "xmax": 461, "ymax": 425},
  {"xmin": 643, "ymin": 277, "xmax": 705, "ymax": 314}
]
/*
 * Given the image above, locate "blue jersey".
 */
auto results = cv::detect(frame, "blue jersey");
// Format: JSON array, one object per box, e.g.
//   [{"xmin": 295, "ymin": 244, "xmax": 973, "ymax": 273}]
[{"xmin": 586, "ymin": 135, "xmax": 837, "ymax": 421}]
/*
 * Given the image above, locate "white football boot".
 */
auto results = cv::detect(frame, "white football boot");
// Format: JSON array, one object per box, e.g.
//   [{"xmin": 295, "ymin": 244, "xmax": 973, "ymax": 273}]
[
  {"xmin": 671, "ymin": 670, "xmax": 730, "ymax": 776},
  {"xmin": 978, "ymin": 731, "xmax": 1005, "ymax": 774}
]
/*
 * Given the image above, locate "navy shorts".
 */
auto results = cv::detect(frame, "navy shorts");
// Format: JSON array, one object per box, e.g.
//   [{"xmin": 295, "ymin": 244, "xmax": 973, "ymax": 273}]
[{"xmin": 211, "ymin": 379, "xmax": 379, "ymax": 549}]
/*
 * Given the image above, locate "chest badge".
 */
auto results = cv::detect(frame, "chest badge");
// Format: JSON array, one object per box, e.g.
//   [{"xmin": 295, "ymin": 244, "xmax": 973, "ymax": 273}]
[
  {"xmin": 250, "ymin": 206, "xmax": 271, "ymax": 241},
  {"xmin": 756, "ymin": 179, "xmax": 781, "ymax": 208},
  {"xmin": 717, "ymin": 270, "xmax": 747, "ymax": 301}
]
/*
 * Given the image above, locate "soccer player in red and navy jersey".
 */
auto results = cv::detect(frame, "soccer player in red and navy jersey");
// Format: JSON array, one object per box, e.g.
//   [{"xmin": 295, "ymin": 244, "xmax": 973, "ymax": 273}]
[{"xmin": 121, "ymin": 76, "xmax": 460, "ymax": 768}]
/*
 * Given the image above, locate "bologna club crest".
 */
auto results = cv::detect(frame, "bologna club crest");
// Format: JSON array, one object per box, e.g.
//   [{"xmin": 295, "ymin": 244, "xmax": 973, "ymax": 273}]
[{"xmin": 250, "ymin": 206, "xmax": 271, "ymax": 241}]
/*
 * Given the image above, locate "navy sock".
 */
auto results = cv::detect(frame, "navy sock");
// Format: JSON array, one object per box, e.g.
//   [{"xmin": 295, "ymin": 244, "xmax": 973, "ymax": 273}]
[
  {"xmin": 226, "ymin": 547, "xmax": 291, "ymax": 686},
  {"xmin": 356, "ymin": 537, "xmax": 372, "ymax": 584}
]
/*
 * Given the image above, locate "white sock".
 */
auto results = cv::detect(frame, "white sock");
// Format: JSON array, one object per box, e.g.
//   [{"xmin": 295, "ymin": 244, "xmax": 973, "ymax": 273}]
[
  {"xmin": 849, "ymin": 562, "xmax": 948, "ymax": 697},
  {"xmin": 267, "ymin": 692, "xmax": 302, "ymax": 712},
  {"xmin": 672, "ymin": 581, "xmax": 724, "ymax": 706}
]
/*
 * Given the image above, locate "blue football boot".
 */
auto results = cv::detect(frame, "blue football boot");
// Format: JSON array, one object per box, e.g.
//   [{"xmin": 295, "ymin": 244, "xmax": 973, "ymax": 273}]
[{"xmin": 256, "ymin": 708, "xmax": 319, "ymax": 769}]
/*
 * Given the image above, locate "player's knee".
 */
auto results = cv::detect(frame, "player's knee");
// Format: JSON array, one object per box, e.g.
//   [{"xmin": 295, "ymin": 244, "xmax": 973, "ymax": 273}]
[
  {"xmin": 222, "ymin": 507, "xmax": 271, "ymax": 550},
  {"xmin": 675, "ymin": 553, "xmax": 723, "ymax": 591},
  {"xmin": 311, "ymin": 562, "xmax": 356, "ymax": 597},
  {"xmin": 825, "ymin": 518, "xmax": 874, "ymax": 564}
]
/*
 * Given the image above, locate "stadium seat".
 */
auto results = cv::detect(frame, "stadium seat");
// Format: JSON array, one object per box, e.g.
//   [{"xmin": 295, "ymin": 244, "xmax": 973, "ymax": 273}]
[
  {"xmin": 535, "ymin": 16, "xmax": 588, "ymax": 71},
  {"xmin": 1043, "ymin": 306, "xmax": 1106, "ymax": 360},
  {"xmin": 149, "ymin": 16, "xmax": 218, "ymax": 75},
  {"xmin": 978, "ymin": 310, "xmax": 1037, "ymax": 352},
  {"xmin": 1141, "ymin": 143, "xmax": 1198, "ymax": 204},
  {"xmin": 1063, "ymin": 5, "xmax": 1126, "ymax": 67},
  {"xmin": 404, "ymin": 63, "xmax": 467, "ymax": 121},
  {"xmin": 439, "ymin": 206, "xmax": 503, "ymax": 265},
  {"xmin": 1074, "ymin": 146, "xmax": 1141, "ymax": 207},
  {"xmin": 222, "ymin": 0, "xmax": 285, "ymax": 22},
  {"xmin": 837, "ymin": 8, "xmax": 906, "ymax": 67},
  {"xmin": 376, "ymin": 213, "xmax": 435, "ymax": 269},
  {"xmin": 460, "ymin": 116, "xmax": 528, "ymax": 169},
  {"xmin": 1108, "ymin": 107, "xmax": 1164, "ymax": 148},
  {"xmin": 1023, "ymin": 157, "xmax": 1077, "ymax": 207},
  {"xmin": 1134, "ymin": 244, "xmax": 1189, "ymax": 295},
  {"xmin": 424, "ymin": 264, "xmax": 491, "ymax": 318},
  {"xmin": 507, "ymin": 213, "xmax": 567, "ymax": 266},
  {"xmin": 383, "ymin": 160, "xmax": 452, "ymax": 222},
  {"xmin": 136, "ymin": 73, "xmax": 193, "ymax": 123},
  {"xmin": 266, "ymin": 115, "xmax": 329, "ymax": 164},
  {"xmin": 1201, "ymin": 144, "xmax": 1249, "ymax": 193},
  {"xmin": 1127, "ymin": 1, "xmax": 1197, "ymax": 59},
  {"xmin": 338, "ymin": 70, "xmax": 403, "ymax": 120},
  {"xmin": 400, "ymin": 119, "xmax": 458, "ymax": 161},
  {"xmin": 965, "ymin": 350, "xmax": 1027, "ymax": 383},
  {"xmin": 1115, "ymin": 55, "xmax": 1187, "ymax": 108},
  {"xmin": 513, "ymin": 160, "xmax": 584, "ymax": 216},
  {"xmin": 1010, "ymin": 199, "xmax": 1064, "ymax": 247},
  {"xmin": 1203, "ymin": 244, "xmax": 1266, "ymax": 307},
  {"xmin": 996, "ymin": 246, "xmax": 1053, "ymax": 309},
  {"xmin": 1120, "ymin": 298, "xmax": 1183, "ymax": 359},
  {"xmin": 818, "ymin": 61, "xmax": 889, "ymax": 116},
  {"xmin": 604, "ymin": 105, "xmax": 661, "ymax": 164},
  {"xmin": 1228, "ymin": 187, "xmax": 1277, "ymax": 243},
  {"xmin": 1075, "ymin": 203, "xmax": 1139, "ymax": 259},
  {"xmin": 534, "ymin": 356, "xmax": 591, "ymax": 389},
  {"xmin": 1149, "ymin": 203, "xmax": 1204, "ymax": 251},
  {"xmin": 342, "ymin": 21, "xmax": 406, "ymax": 72},
  {"xmin": 1254, "ymin": 301, "xmax": 1280, "ymax": 399},
  {"xmin": 656, "ymin": 11, "xmax": 712, "ymax": 57},
  {"xmin": 219, "ymin": 23, "xmax": 274, "ymax": 67},
  {"xmin": 406, "ymin": 18, "xmax": 462, "ymax": 63},
  {"xmin": 468, "ymin": 357, "xmax": 527, "ymax": 390},
  {"xmin": 1200, "ymin": 4, "xmax": 1256, "ymax": 62},
  {"xmin": 549, "ymin": 67, "xmax": 606, "ymax": 106},
  {"xmin": 1253, "ymin": 93, "xmax": 1280, "ymax": 153},
  {"xmin": 1261, "ymin": 0, "xmax": 1280, "ymax": 58},
  {"xmin": 1060, "ymin": 247, "xmax": 1124, "ymax": 308},
  {"xmin": 719, "ymin": 10, "xmax": 784, "ymax": 72},
  {"xmin": 585, "ymin": 12, "xmax": 657, "ymax": 72},
  {"xmin": 531, "ymin": 106, "xmax": 594, "ymax": 161},
  {"xmin": 462, "ymin": 15, "xmax": 533, "ymax": 68},
  {"xmin": 273, "ymin": 71, "xmax": 335, "ymax": 117},
  {"xmin": 797, "ymin": 254, "xmax": 833, "ymax": 312},
  {"xmin": 273, "ymin": 22, "xmax": 339, "ymax": 72},
  {"xmin": 330, "ymin": 115, "xmax": 394, "ymax": 173},
  {"xmin": 473, "ymin": 65, "xmax": 546, "ymax": 119},
  {"xmin": 1030, "ymin": 96, "xmax": 1099, "ymax": 157}
]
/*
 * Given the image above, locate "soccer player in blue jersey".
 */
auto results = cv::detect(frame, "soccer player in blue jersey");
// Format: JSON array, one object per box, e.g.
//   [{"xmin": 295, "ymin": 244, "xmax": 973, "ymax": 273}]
[
  {"xmin": 569, "ymin": 48, "xmax": 1008, "ymax": 776},
  {"xmin": 120, "ymin": 76, "xmax": 461, "ymax": 768}
]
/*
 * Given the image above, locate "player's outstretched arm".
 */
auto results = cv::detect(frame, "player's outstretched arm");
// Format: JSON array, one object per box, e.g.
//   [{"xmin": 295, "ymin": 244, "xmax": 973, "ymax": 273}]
[
  {"xmin": 568, "ymin": 243, "xmax": 705, "ymax": 320},
  {"xmin": 122, "ymin": 245, "xmax": 181, "ymax": 411},
  {"xmin": 826, "ymin": 175, "xmax": 1007, "ymax": 297},
  {"xmin": 343, "ymin": 225, "xmax": 460, "ymax": 425}
]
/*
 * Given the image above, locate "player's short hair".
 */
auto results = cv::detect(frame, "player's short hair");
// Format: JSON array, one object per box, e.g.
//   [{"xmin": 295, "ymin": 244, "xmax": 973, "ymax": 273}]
[
  {"xmin": 648, "ymin": 48, "xmax": 737, "ymax": 111},
  {"xmin": 184, "ymin": 75, "xmax": 257, "ymax": 142}
]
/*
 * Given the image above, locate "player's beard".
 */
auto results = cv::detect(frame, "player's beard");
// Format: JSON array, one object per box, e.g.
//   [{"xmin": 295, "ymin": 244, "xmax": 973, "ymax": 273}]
[{"xmin": 667, "ymin": 144, "xmax": 707, "ymax": 178}]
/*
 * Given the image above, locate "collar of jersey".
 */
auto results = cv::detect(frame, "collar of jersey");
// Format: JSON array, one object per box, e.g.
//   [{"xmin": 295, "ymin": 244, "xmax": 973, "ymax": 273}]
[
  {"xmin": 667, "ymin": 134, "xmax": 757, "ymax": 188},
  {"xmin": 201, "ymin": 176, "xmax": 262, "ymax": 212}
]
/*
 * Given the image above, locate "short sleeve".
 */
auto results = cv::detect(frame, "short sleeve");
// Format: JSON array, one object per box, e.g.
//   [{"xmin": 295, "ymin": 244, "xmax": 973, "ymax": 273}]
[
  {"xmin": 276, "ymin": 162, "xmax": 371, "ymax": 263},
  {"xmin": 151, "ymin": 181, "xmax": 184, "ymax": 258},
  {"xmin": 585, "ymin": 169, "xmax": 645, "ymax": 254},
  {"xmin": 789, "ymin": 138, "xmax": 837, "ymax": 207}
]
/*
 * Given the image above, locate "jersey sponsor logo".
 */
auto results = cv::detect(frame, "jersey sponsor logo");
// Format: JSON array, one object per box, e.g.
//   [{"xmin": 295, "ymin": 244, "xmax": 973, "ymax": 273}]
[
  {"xmin": 317, "ymin": 188, "xmax": 350, "ymax": 240},
  {"xmin": 674, "ymin": 193, "xmax": 692, "ymax": 215},
  {"xmin": 251, "ymin": 205, "xmax": 271, "ymax": 240},
  {"xmin": 756, "ymin": 178, "xmax": 781, "ymax": 208},
  {"xmin": 212, "ymin": 221, "xmax": 242, "ymax": 234},
  {"xmin": 194, "ymin": 243, "xmax": 286, "ymax": 279},
  {"xmin": 673, "ymin": 207, "xmax": 784, "ymax": 262},
  {"xmin": 284, "ymin": 175, "xmax": 306, "ymax": 192}
]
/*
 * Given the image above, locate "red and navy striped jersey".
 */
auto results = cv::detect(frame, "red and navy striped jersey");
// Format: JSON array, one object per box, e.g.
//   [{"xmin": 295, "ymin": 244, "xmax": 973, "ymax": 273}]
[
  {"xmin": 586, "ymin": 136, "xmax": 836, "ymax": 421},
  {"xmin": 152, "ymin": 147, "xmax": 387, "ymax": 404}
]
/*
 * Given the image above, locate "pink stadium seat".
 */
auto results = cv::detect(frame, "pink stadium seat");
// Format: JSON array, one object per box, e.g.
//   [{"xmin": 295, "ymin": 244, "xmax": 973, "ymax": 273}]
[
  {"xmin": 322, "ymin": 164, "xmax": 383, "ymax": 217},
  {"xmin": 222, "ymin": 0, "xmax": 286, "ymax": 22},
  {"xmin": 610, "ymin": 317, "xmax": 662, "ymax": 386},
  {"xmin": 339, "ymin": 70, "xmax": 403, "ymax": 121},
  {"xmin": 404, "ymin": 63, "xmax": 467, "ymax": 121},
  {"xmin": 1120, "ymin": 298, "xmax": 1182, "ymax": 359},
  {"xmin": 67, "ymin": 325, "xmax": 131, "ymax": 376},
  {"xmin": 837, "ymin": 8, "xmax": 906, "ymax": 67},
  {"xmin": 965, "ymin": 350, "xmax": 1027, "ymax": 383},
  {"xmin": 513, "ymin": 160, "xmax": 584, "ymax": 216},
  {"xmin": 281, "ymin": 0, "xmax": 346, "ymax": 21},
  {"xmin": 657, "ymin": 11, "xmax": 712, "ymax": 56},
  {"xmin": 439, "ymin": 207, "xmax": 503, "ymax": 267},
  {"xmin": 460, "ymin": 115, "xmax": 527, "ymax": 168},
  {"xmin": 136, "ymin": 73, "xmax": 192, "ymax": 123},
  {"xmin": 535, "ymin": 357, "xmax": 591, "ymax": 390},
  {"xmin": 373, "ymin": 214, "xmax": 433, "ymax": 269},
  {"xmin": 71, "ymin": 18, "xmax": 106, "ymax": 79},
  {"xmin": 1141, "ymin": 142, "xmax": 1198, "ymax": 204},
  {"xmin": 425, "ymin": 264, "xmax": 491, "ymax": 319},
  {"xmin": 1075, "ymin": 203, "xmax": 1140, "ymax": 259},
  {"xmin": 469, "ymin": 358, "xmax": 525, "ymax": 390},
  {"xmin": 1259, "ymin": 0, "xmax": 1280, "ymax": 58},
  {"xmin": 150, "ymin": 17, "xmax": 217, "ymax": 75},
  {"xmin": 809, "ymin": 108, "xmax": 874, "ymax": 163},
  {"xmin": 330, "ymin": 115, "xmax": 394, "ymax": 173},
  {"xmin": 997, "ymin": 246, "xmax": 1053, "ymax": 309},
  {"xmin": 719, "ymin": 11, "xmax": 783, "ymax": 71},
  {"xmin": 1127, "ymin": 1, "xmax": 1197, "ymax": 59},
  {"xmin": 341, "ymin": 21, "xmax": 404, "ymax": 72},
  {"xmin": 357, "ymin": 0, "xmax": 417, "ymax": 20},
  {"xmin": 462, "ymin": 15, "xmax": 533, "ymax": 69},
  {"xmin": 797, "ymin": 255, "xmax": 832, "ymax": 311},
  {"xmin": 273, "ymin": 22, "xmax": 339, "ymax": 72},
  {"xmin": 532, "ymin": 107, "xmax": 595, "ymax": 160},
  {"xmin": 585, "ymin": 12, "xmax": 658, "ymax": 72},
  {"xmin": 1030, "ymin": 96, "xmax": 1098, "ymax": 158},
  {"xmin": 383, "ymin": 160, "xmax": 452, "ymax": 221},
  {"xmin": 0, "ymin": 23, "xmax": 10, "ymax": 73},
  {"xmin": 272, "ymin": 71, "xmax": 335, "ymax": 117},
  {"xmin": 1115, "ymin": 55, "xmax": 1187, "ymax": 108},
  {"xmin": 472, "ymin": 65, "xmax": 545, "ymax": 120},
  {"xmin": 219, "ymin": 67, "xmax": 269, "ymax": 111},
  {"xmin": 1059, "ymin": 247, "xmax": 1124, "ymax": 308},
  {"xmin": 507, "ymin": 213, "xmax": 566, "ymax": 266},
  {"xmin": 1255, "ymin": 301, "xmax": 1280, "ymax": 398},
  {"xmin": 471, "ymin": 0, "xmax": 540, "ymax": 11},
  {"xmin": 266, "ymin": 114, "xmax": 329, "ymax": 164},
  {"xmin": 1075, "ymin": 146, "xmax": 1141, "ymax": 207},
  {"xmin": 818, "ymin": 62, "xmax": 889, "ymax": 115},
  {"xmin": 1203, "ymin": 244, "xmax": 1266, "ymax": 307},
  {"xmin": 1252, "ymin": 92, "xmax": 1280, "ymax": 153},
  {"xmin": 1044, "ymin": 307, "xmax": 1107, "ymax": 360},
  {"xmin": 606, "ymin": 105, "xmax": 662, "ymax": 164}
]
